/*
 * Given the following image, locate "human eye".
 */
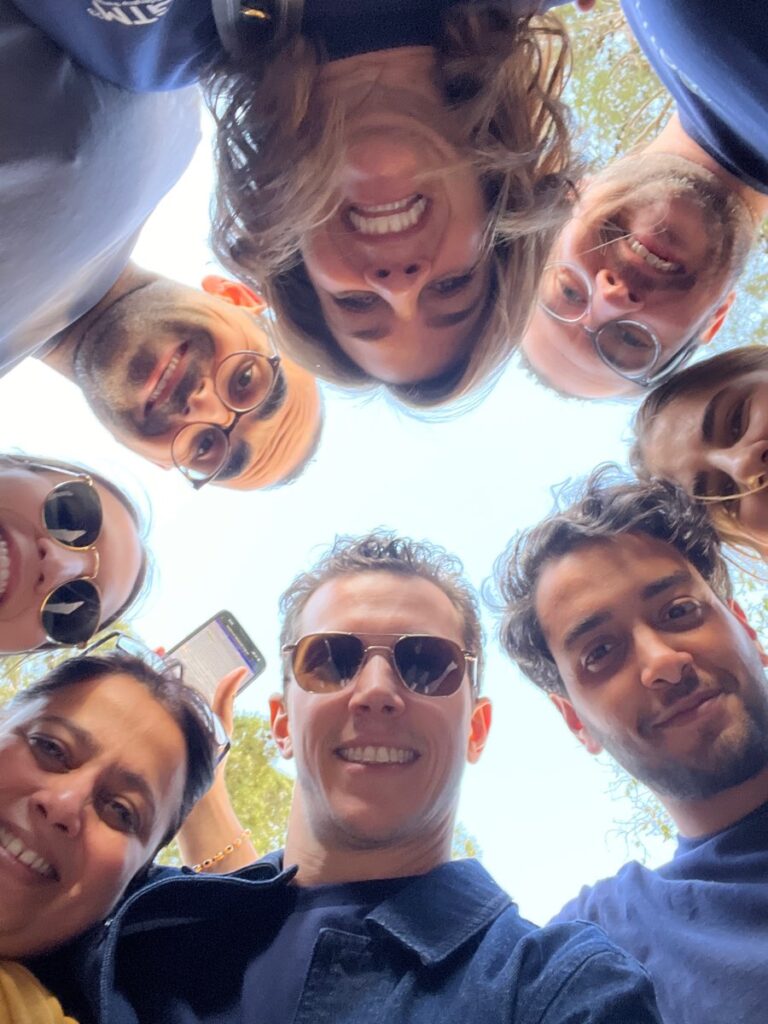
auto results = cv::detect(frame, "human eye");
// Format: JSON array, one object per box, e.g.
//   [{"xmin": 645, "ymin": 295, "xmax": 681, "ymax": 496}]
[
  {"xmin": 581, "ymin": 636, "xmax": 623, "ymax": 675},
  {"xmin": 661, "ymin": 599, "xmax": 704, "ymax": 629},
  {"xmin": 98, "ymin": 793, "xmax": 140, "ymax": 834},
  {"xmin": 332, "ymin": 292, "xmax": 382, "ymax": 313},
  {"xmin": 231, "ymin": 364, "xmax": 254, "ymax": 397},
  {"xmin": 430, "ymin": 272, "xmax": 474, "ymax": 297},
  {"xmin": 26, "ymin": 733, "xmax": 70, "ymax": 771},
  {"xmin": 725, "ymin": 397, "xmax": 748, "ymax": 445},
  {"xmin": 617, "ymin": 325, "xmax": 653, "ymax": 351},
  {"xmin": 188, "ymin": 428, "xmax": 221, "ymax": 466}
]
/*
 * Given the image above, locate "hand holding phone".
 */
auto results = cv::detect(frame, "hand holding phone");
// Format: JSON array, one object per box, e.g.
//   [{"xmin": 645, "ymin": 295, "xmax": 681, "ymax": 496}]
[{"xmin": 168, "ymin": 610, "xmax": 266, "ymax": 705}]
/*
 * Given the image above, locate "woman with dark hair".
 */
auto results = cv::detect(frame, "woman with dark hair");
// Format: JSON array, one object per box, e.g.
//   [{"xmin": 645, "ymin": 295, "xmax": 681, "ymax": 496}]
[
  {"xmin": 11, "ymin": 0, "xmax": 586, "ymax": 412},
  {"xmin": 631, "ymin": 345, "xmax": 768, "ymax": 564},
  {"xmin": 0, "ymin": 650, "xmax": 220, "ymax": 1022},
  {"xmin": 0, "ymin": 455, "xmax": 147, "ymax": 654}
]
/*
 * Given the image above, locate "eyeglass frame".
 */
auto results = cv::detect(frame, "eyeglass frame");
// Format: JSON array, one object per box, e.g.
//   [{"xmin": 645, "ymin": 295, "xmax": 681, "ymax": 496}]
[
  {"xmin": 538, "ymin": 260, "xmax": 700, "ymax": 389},
  {"xmin": 170, "ymin": 337, "xmax": 282, "ymax": 491},
  {"xmin": 83, "ymin": 631, "xmax": 232, "ymax": 763},
  {"xmin": 34, "ymin": 467, "xmax": 103, "ymax": 648},
  {"xmin": 281, "ymin": 631, "xmax": 479, "ymax": 697}
]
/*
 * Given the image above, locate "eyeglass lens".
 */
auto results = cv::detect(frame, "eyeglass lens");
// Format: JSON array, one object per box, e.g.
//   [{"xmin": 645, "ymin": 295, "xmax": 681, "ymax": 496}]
[
  {"xmin": 541, "ymin": 264, "xmax": 658, "ymax": 375},
  {"xmin": 291, "ymin": 633, "xmax": 465, "ymax": 698},
  {"xmin": 41, "ymin": 578, "xmax": 101, "ymax": 645},
  {"xmin": 43, "ymin": 479, "xmax": 102, "ymax": 549}
]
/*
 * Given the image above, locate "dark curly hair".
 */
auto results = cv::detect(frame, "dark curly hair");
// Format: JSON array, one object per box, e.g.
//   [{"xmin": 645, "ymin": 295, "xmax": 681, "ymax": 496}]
[
  {"xmin": 489, "ymin": 465, "xmax": 732, "ymax": 696},
  {"xmin": 279, "ymin": 529, "xmax": 485, "ymax": 689}
]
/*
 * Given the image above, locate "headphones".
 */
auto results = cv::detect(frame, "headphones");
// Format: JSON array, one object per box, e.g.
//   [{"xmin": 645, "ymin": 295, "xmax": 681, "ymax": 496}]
[{"xmin": 211, "ymin": 0, "xmax": 305, "ymax": 59}]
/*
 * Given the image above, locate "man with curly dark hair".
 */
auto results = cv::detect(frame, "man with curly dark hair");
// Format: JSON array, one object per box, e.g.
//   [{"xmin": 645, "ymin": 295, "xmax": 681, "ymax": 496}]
[{"xmin": 492, "ymin": 467, "xmax": 768, "ymax": 1024}]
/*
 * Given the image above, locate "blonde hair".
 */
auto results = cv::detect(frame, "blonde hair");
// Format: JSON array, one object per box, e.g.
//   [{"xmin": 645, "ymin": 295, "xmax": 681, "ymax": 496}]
[{"xmin": 205, "ymin": 4, "xmax": 578, "ymax": 413}]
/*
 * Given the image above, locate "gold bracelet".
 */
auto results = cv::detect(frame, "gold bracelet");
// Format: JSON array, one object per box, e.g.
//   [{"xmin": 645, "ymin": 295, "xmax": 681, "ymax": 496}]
[{"xmin": 192, "ymin": 828, "xmax": 252, "ymax": 873}]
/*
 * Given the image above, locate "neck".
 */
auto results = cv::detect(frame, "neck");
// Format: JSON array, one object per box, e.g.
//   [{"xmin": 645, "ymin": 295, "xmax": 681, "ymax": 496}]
[
  {"xmin": 660, "ymin": 761, "xmax": 768, "ymax": 839},
  {"xmin": 282, "ymin": 792, "xmax": 454, "ymax": 887},
  {"xmin": 40, "ymin": 262, "xmax": 158, "ymax": 380},
  {"xmin": 645, "ymin": 113, "xmax": 768, "ymax": 219}
]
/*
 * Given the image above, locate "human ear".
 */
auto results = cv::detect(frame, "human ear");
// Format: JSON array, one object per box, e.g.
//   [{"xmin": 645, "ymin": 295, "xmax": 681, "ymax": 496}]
[
  {"xmin": 699, "ymin": 291, "xmax": 736, "ymax": 344},
  {"xmin": 201, "ymin": 275, "xmax": 267, "ymax": 313},
  {"xmin": 269, "ymin": 693, "xmax": 293, "ymax": 759},
  {"xmin": 467, "ymin": 697, "xmax": 492, "ymax": 764},
  {"xmin": 729, "ymin": 600, "xmax": 768, "ymax": 667},
  {"xmin": 549, "ymin": 693, "xmax": 603, "ymax": 755}
]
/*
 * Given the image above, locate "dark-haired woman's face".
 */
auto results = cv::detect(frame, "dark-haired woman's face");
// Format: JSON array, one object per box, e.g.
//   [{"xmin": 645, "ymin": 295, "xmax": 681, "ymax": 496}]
[
  {"xmin": 641, "ymin": 369, "xmax": 768, "ymax": 545},
  {"xmin": 0, "ymin": 468, "xmax": 143, "ymax": 652},
  {"xmin": 0, "ymin": 673, "xmax": 186, "ymax": 956}
]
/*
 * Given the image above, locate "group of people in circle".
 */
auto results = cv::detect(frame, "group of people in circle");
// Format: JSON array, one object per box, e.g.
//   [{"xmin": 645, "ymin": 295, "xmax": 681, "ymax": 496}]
[{"xmin": 1, "ymin": 0, "xmax": 767, "ymax": 1022}]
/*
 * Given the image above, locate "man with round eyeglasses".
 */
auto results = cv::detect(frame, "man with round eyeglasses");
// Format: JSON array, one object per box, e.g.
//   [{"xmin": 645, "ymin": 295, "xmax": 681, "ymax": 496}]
[
  {"xmin": 42, "ymin": 265, "xmax": 324, "ymax": 491},
  {"xmin": 521, "ymin": 0, "xmax": 768, "ymax": 399},
  {"xmin": 36, "ymin": 530, "xmax": 662, "ymax": 1024}
]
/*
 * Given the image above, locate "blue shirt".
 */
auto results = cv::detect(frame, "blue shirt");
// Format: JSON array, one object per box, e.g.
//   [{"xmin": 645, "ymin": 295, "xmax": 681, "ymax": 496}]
[
  {"xmin": 32, "ymin": 853, "xmax": 662, "ymax": 1024},
  {"xmin": 553, "ymin": 800, "xmax": 768, "ymax": 1024},
  {"xmin": 10, "ymin": 0, "xmax": 570, "ymax": 92},
  {"xmin": 621, "ymin": 0, "xmax": 768, "ymax": 192},
  {"xmin": 0, "ymin": 0, "xmax": 201, "ymax": 376}
]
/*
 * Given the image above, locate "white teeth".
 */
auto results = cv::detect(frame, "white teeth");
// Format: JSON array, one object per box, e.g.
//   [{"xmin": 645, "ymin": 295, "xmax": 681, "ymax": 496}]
[
  {"xmin": 349, "ymin": 196, "xmax": 427, "ymax": 236},
  {"xmin": 353, "ymin": 194, "xmax": 420, "ymax": 214},
  {"xmin": 628, "ymin": 236, "xmax": 681, "ymax": 273},
  {"xmin": 148, "ymin": 351, "xmax": 182, "ymax": 404},
  {"xmin": 0, "ymin": 825, "xmax": 55, "ymax": 879},
  {"xmin": 0, "ymin": 536, "xmax": 9, "ymax": 602},
  {"xmin": 338, "ymin": 746, "xmax": 417, "ymax": 765}
]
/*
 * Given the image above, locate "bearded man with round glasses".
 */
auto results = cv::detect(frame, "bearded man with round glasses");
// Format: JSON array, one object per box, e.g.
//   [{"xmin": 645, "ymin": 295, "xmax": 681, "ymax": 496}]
[
  {"xmin": 36, "ymin": 530, "xmax": 662, "ymax": 1024},
  {"xmin": 521, "ymin": 0, "xmax": 768, "ymax": 399}
]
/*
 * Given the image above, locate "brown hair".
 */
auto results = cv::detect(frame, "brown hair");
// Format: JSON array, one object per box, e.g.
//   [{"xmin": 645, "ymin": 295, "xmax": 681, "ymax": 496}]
[
  {"xmin": 205, "ymin": 4, "xmax": 577, "ymax": 412},
  {"xmin": 489, "ymin": 465, "xmax": 732, "ymax": 696},
  {"xmin": 631, "ymin": 345, "xmax": 768, "ymax": 561},
  {"xmin": 279, "ymin": 529, "xmax": 485, "ymax": 690}
]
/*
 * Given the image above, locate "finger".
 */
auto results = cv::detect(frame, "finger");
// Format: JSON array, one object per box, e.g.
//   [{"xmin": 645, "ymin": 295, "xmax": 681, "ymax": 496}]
[{"xmin": 212, "ymin": 667, "xmax": 249, "ymax": 733}]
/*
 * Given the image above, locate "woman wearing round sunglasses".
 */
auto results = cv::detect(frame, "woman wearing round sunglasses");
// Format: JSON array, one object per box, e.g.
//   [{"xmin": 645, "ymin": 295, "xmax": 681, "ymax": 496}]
[{"xmin": 0, "ymin": 455, "xmax": 146, "ymax": 654}]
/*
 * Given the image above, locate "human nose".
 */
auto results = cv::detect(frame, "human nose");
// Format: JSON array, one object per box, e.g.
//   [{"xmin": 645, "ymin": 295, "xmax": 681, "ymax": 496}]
[
  {"xmin": 590, "ymin": 268, "xmax": 644, "ymax": 319},
  {"xmin": 363, "ymin": 260, "xmax": 431, "ymax": 321},
  {"xmin": 36, "ymin": 538, "xmax": 98, "ymax": 593},
  {"xmin": 713, "ymin": 440, "xmax": 768, "ymax": 489},
  {"xmin": 347, "ymin": 649, "xmax": 407, "ymax": 717},
  {"xmin": 32, "ymin": 774, "xmax": 91, "ymax": 838},
  {"xmin": 636, "ymin": 625, "xmax": 695, "ymax": 689},
  {"xmin": 183, "ymin": 377, "xmax": 235, "ymax": 427}
]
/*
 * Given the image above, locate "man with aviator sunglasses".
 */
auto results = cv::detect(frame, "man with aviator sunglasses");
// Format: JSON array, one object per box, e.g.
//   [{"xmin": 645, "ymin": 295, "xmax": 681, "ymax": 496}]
[{"xmin": 47, "ymin": 530, "xmax": 661, "ymax": 1024}]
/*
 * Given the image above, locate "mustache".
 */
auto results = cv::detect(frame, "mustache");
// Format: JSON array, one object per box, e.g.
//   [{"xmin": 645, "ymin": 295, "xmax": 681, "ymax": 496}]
[
  {"xmin": 141, "ymin": 360, "xmax": 207, "ymax": 437},
  {"xmin": 637, "ymin": 668, "xmax": 740, "ymax": 738}
]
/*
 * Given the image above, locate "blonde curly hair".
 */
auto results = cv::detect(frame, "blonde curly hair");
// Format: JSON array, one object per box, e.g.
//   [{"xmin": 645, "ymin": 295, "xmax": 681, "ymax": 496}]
[{"xmin": 205, "ymin": 4, "xmax": 579, "ymax": 413}]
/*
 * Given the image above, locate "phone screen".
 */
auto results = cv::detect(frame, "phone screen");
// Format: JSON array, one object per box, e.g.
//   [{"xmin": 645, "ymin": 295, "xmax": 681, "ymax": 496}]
[{"xmin": 169, "ymin": 613, "xmax": 265, "ymax": 704}]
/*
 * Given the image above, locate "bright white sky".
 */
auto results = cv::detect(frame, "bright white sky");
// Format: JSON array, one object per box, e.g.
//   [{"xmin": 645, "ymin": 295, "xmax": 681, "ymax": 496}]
[{"xmin": 0, "ymin": 111, "xmax": 672, "ymax": 924}]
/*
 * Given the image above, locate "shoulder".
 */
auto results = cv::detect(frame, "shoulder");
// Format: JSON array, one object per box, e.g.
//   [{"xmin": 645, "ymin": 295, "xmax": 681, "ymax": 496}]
[
  {"xmin": 552, "ymin": 860, "xmax": 658, "ymax": 926},
  {"xmin": 0, "ymin": 961, "xmax": 78, "ymax": 1023}
]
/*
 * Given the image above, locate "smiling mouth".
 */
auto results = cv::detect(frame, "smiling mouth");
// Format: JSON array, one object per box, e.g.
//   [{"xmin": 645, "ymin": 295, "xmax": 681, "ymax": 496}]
[
  {"xmin": 336, "ymin": 745, "xmax": 418, "ymax": 765},
  {"xmin": 0, "ymin": 528, "xmax": 10, "ymax": 605},
  {"xmin": 627, "ymin": 236, "xmax": 683, "ymax": 274},
  {"xmin": 347, "ymin": 194, "xmax": 428, "ymax": 236},
  {"xmin": 0, "ymin": 824, "xmax": 57, "ymax": 880},
  {"xmin": 145, "ymin": 342, "xmax": 189, "ymax": 416}
]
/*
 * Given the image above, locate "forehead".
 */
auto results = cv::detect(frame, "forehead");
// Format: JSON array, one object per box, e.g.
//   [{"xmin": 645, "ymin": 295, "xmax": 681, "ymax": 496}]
[
  {"xmin": 535, "ymin": 535, "xmax": 702, "ymax": 638},
  {"xmin": 5, "ymin": 673, "xmax": 186, "ymax": 785},
  {"xmin": 298, "ymin": 571, "xmax": 465, "ymax": 641}
]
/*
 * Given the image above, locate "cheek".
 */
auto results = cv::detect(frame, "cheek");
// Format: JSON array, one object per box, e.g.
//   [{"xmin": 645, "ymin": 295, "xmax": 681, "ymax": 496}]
[
  {"xmin": 737, "ymin": 494, "xmax": 768, "ymax": 537},
  {"xmin": 0, "ymin": 613, "xmax": 47, "ymax": 653},
  {"xmin": 302, "ymin": 229, "xmax": 359, "ymax": 291}
]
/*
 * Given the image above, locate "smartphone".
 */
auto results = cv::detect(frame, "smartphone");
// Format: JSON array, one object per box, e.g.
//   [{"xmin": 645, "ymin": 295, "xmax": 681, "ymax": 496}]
[{"xmin": 167, "ymin": 610, "xmax": 266, "ymax": 705}]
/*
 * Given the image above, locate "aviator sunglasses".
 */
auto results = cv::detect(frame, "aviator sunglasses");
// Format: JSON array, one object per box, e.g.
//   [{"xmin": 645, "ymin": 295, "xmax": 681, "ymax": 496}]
[
  {"xmin": 282, "ymin": 632, "xmax": 477, "ymax": 698},
  {"xmin": 34, "ymin": 468, "xmax": 104, "ymax": 646}
]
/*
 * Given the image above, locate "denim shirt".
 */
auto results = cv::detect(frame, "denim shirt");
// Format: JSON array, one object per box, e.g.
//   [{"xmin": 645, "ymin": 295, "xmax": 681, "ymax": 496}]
[{"xmin": 38, "ymin": 853, "xmax": 661, "ymax": 1024}]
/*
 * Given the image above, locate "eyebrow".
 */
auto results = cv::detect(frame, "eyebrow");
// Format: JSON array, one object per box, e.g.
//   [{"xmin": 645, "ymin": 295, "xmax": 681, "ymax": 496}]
[
  {"xmin": 217, "ymin": 439, "xmax": 252, "ymax": 481},
  {"xmin": 37, "ymin": 716, "xmax": 157, "ymax": 824},
  {"xmin": 425, "ymin": 302, "xmax": 480, "ymax": 330},
  {"xmin": 562, "ymin": 570, "xmax": 694, "ymax": 649},
  {"xmin": 701, "ymin": 387, "xmax": 726, "ymax": 444}
]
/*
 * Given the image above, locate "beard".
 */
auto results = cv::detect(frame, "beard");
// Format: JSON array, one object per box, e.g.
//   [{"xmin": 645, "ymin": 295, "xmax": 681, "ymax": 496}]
[
  {"xmin": 580, "ymin": 152, "xmax": 755, "ymax": 291},
  {"xmin": 594, "ymin": 667, "xmax": 768, "ymax": 801}
]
